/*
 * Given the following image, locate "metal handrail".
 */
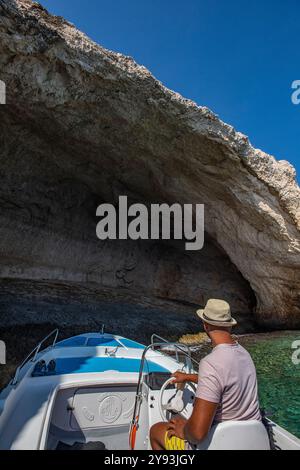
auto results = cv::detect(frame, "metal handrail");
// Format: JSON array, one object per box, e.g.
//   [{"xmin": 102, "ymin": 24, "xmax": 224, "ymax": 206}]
[
  {"xmin": 11, "ymin": 329, "xmax": 59, "ymax": 386},
  {"xmin": 151, "ymin": 333, "xmax": 169, "ymax": 345},
  {"xmin": 152, "ymin": 333, "xmax": 198, "ymax": 364},
  {"xmin": 32, "ymin": 329, "xmax": 59, "ymax": 362},
  {"xmin": 131, "ymin": 340, "xmax": 198, "ymax": 432},
  {"xmin": 151, "ymin": 333, "xmax": 196, "ymax": 364}
]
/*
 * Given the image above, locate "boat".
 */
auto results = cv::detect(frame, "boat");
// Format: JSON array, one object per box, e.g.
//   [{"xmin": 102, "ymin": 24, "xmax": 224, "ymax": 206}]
[{"xmin": 0, "ymin": 329, "xmax": 299, "ymax": 450}]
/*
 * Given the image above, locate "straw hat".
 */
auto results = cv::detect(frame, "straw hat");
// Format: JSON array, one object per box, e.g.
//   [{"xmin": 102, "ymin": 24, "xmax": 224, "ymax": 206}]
[{"xmin": 197, "ymin": 299, "xmax": 237, "ymax": 327}]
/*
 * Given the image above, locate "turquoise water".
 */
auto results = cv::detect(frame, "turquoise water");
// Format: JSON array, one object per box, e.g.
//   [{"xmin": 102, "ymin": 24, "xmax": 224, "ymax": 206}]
[{"xmin": 240, "ymin": 331, "xmax": 300, "ymax": 438}]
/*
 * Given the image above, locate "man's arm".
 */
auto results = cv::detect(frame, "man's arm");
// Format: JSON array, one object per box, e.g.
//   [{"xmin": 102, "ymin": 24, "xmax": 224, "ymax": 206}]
[
  {"xmin": 169, "ymin": 361, "xmax": 220, "ymax": 444},
  {"xmin": 167, "ymin": 398, "xmax": 217, "ymax": 444},
  {"xmin": 172, "ymin": 371, "xmax": 198, "ymax": 384},
  {"xmin": 184, "ymin": 397, "xmax": 218, "ymax": 444}
]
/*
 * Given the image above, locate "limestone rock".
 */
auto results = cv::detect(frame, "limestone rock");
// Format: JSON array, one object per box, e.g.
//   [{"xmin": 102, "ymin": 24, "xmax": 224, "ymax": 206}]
[{"xmin": 0, "ymin": 0, "xmax": 299, "ymax": 328}]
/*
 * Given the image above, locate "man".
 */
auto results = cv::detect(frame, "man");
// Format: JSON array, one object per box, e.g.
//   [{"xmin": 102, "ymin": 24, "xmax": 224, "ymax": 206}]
[{"xmin": 150, "ymin": 299, "xmax": 261, "ymax": 450}]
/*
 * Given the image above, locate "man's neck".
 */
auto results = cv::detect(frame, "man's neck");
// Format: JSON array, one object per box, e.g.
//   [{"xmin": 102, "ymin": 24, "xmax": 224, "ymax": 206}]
[{"xmin": 209, "ymin": 331, "xmax": 236, "ymax": 348}]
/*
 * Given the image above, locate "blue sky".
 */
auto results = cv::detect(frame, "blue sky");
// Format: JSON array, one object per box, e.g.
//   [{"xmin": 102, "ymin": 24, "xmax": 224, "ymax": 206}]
[{"xmin": 41, "ymin": 0, "xmax": 300, "ymax": 178}]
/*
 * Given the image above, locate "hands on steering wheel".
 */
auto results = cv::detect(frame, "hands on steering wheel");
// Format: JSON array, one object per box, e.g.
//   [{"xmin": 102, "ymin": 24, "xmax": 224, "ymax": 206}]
[
  {"xmin": 158, "ymin": 371, "xmax": 196, "ymax": 421},
  {"xmin": 171, "ymin": 370, "xmax": 190, "ymax": 385}
]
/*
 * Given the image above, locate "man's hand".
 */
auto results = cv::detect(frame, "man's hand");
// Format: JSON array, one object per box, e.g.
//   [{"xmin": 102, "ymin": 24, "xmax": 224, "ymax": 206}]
[
  {"xmin": 172, "ymin": 371, "xmax": 198, "ymax": 384},
  {"xmin": 167, "ymin": 416, "xmax": 187, "ymax": 440},
  {"xmin": 171, "ymin": 371, "xmax": 189, "ymax": 384}
]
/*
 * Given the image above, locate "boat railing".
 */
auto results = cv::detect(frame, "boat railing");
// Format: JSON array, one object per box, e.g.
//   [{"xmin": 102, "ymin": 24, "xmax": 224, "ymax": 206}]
[
  {"xmin": 150, "ymin": 333, "xmax": 169, "ymax": 345},
  {"xmin": 131, "ymin": 340, "xmax": 199, "ymax": 436},
  {"xmin": 150, "ymin": 333, "xmax": 197, "ymax": 368},
  {"xmin": 11, "ymin": 329, "xmax": 59, "ymax": 386}
]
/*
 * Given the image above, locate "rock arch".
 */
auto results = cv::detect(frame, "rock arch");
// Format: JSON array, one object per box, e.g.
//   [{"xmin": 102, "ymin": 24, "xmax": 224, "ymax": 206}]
[{"xmin": 0, "ymin": 0, "xmax": 299, "ymax": 328}]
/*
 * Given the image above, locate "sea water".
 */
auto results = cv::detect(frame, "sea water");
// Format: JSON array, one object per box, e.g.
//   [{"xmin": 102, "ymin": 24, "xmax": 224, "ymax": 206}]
[{"xmin": 240, "ymin": 331, "xmax": 300, "ymax": 438}]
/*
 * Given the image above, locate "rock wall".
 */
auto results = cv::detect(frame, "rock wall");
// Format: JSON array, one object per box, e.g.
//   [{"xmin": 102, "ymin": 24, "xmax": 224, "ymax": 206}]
[{"xmin": 0, "ymin": 0, "xmax": 299, "ymax": 328}]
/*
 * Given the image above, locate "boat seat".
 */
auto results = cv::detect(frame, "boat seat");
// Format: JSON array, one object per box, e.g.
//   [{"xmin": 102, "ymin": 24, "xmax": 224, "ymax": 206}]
[{"xmin": 196, "ymin": 420, "xmax": 271, "ymax": 450}]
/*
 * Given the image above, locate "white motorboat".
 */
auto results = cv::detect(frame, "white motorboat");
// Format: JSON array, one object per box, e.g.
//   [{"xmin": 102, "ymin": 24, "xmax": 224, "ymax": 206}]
[{"xmin": 0, "ymin": 330, "xmax": 299, "ymax": 450}]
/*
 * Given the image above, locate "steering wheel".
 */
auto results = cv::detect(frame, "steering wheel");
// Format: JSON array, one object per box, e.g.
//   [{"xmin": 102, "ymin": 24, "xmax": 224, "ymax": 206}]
[{"xmin": 158, "ymin": 377, "xmax": 196, "ymax": 421}]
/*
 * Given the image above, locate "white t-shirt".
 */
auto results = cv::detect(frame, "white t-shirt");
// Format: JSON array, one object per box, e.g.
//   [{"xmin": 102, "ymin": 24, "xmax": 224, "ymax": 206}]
[{"xmin": 196, "ymin": 342, "xmax": 261, "ymax": 422}]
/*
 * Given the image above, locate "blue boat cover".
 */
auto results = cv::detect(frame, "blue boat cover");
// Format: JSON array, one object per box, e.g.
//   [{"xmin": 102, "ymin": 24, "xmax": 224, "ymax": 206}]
[{"xmin": 32, "ymin": 356, "xmax": 168, "ymax": 376}]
